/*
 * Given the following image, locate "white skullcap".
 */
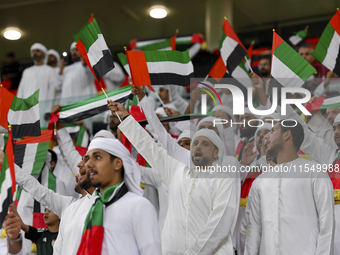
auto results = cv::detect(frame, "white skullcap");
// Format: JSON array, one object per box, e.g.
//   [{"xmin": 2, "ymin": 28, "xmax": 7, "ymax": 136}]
[
  {"xmin": 191, "ymin": 129, "xmax": 225, "ymax": 165},
  {"xmin": 212, "ymin": 105, "xmax": 235, "ymax": 122},
  {"xmin": 47, "ymin": 49, "xmax": 60, "ymax": 65},
  {"xmin": 327, "ymin": 107, "xmax": 340, "ymax": 113},
  {"xmin": 196, "ymin": 116, "xmax": 224, "ymax": 138},
  {"xmin": 70, "ymin": 42, "xmax": 77, "ymax": 52},
  {"xmin": 30, "ymin": 43, "xmax": 47, "ymax": 56},
  {"xmin": 158, "ymin": 85, "xmax": 168, "ymax": 91},
  {"xmin": 177, "ymin": 130, "xmax": 192, "ymax": 142},
  {"xmin": 93, "ymin": 130, "xmax": 116, "ymax": 139},
  {"xmin": 254, "ymin": 123, "xmax": 272, "ymax": 151},
  {"xmin": 155, "ymin": 107, "xmax": 167, "ymax": 117},
  {"xmin": 88, "ymin": 138, "xmax": 143, "ymax": 196},
  {"xmin": 334, "ymin": 113, "xmax": 340, "ymax": 125}
]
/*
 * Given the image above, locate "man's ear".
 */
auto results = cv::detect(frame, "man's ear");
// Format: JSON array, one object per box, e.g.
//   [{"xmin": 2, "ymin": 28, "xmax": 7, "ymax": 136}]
[
  {"xmin": 113, "ymin": 157, "xmax": 123, "ymax": 171},
  {"xmin": 283, "ymin": 130, "xmax": 292, "ymax": 142},
  {"xmin": 213, "ymin": 148, "xmax": 219, "ymax": 160}
]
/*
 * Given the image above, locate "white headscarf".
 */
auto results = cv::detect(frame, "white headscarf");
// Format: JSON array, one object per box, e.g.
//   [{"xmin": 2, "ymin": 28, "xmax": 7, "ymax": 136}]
[
  {"xmin": 155, "ymin": 107, "xmax": 167, "ymax": 117},
  {"xmin": 47, "ymin": 49, "xmax": 60, "ymax": 66},
  {"xmin": 212, "ymin": 105, "xmax": 235, "ymax": 122},
  {"xmin": 196, "ymin": 116, "xmax": 224, "ymax": 137},
  {"xmin": 243, "ymin": 107, "xmax": 259, "ymax": 119},
  {"xmin": 30, "ymin": 43, "xmax": 47, "ymax": 56},
  {"xmin": 254, "ymin": 123, "xmax": 272, "ymax": 151},
  {"xmin": 334, "ymin": 114, "xmax": 340, "ymax": 125},
  {"xmin": 177, "ymin": 130, "xmax": 192, "ymax": 142},
  {"xmin": 191, "ymin": 129, "xmax": 225, "ymax": 166},
  {"xmin": 93, "ymin": 130, "xmax": 116, "ymax": 139},
  {"xmin": 260, "ymin": 112, "xmax": 280, "ymax": 121},
  {"xmin": 87, "ymin": 138, "xmax": 143, "ymax": 196},
  {"xmin": 70, "ymin": 42, "xmax": 77, "ymax": 52}
]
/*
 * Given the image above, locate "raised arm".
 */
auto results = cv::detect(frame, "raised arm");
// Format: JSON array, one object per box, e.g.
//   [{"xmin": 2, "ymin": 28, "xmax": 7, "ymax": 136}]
[
  {"xmin": 15, "ymin": 164, "xmax": 76, "ymax": 218},
  {"xmin": 132, "ymin": 85, "xmax": 190, "ymax": 166},
  {"xmin": 109, "ymin": 101, "xmax": 184, "ymax": 187}
]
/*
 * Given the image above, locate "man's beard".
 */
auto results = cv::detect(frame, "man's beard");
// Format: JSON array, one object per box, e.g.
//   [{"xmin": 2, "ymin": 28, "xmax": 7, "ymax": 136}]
[
  {"xmin": 79, "ymin": 172, "xmax": 93, "ymax": 190},
  {"xmin": 191, "ymin": 155, "xmax": 211, "ymax": 167},
  {"xmin": 260, "ymin": 70, "xmax": 270, "ymax": 77},
  {"xmin": 267, "ymin": 142, "xmax": 283, "ymax": 159},
  {"xmin": 47, "ymin": 60, "xmax": 56, "ymax": 66},
  {"xmin": 240, "ymin": 126, "xmax": 257, "ymax": 138},
  {"xmin": 72, "ymin": 55, "xmax": 80, "ymax": 62},
  {"xmin": 33, "ymin": 55, "xmax": 43, "ymax": 62},
  {"xmin": 110, "ymin": 126, "xmax": 118, "ymax": 131}
]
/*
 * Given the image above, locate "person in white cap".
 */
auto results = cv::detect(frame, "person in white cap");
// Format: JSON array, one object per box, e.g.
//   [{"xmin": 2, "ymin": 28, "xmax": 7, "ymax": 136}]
[
  {"xmin": 64, "ymin": 138, "xmax": 161, "ymax": 255},
  {"xmin": 109, "ymin": 101, "xmax": 239, "ymax": 255},
  {"xmin": 244, "ymin": 120, "xmax": 334, "ymax": 255},
  {"xmin": 47, "ymin": 49, "xmax": 60, "ymax": 68},
  {"xmin": 17, "ymin": 43, "xmax": 57, "ymax": 103},
  {"xmin": 59, "ymin": 42, "xmax": 96, "ymax": 104}
]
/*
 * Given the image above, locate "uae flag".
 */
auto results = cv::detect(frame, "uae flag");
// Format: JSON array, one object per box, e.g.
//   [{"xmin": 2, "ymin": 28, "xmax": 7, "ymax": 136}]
[
  {"xmin": 57, "ymin": 85, "xmax": 132, "ymax": 123},
  {"xmin": 304, "ymin": 95, "xmax": 340, "ymax": 112},
  {"xmin": 312, "ymin": 10, "xmax": 340, "ymax": 77},
  {"xmin": 288, "ymin": 25, "xmax": 308, "ymax": 46},
  {"xmin": 208, "ymin": 56, "xmax": 252, "ymax": 88},
  {"xmin": 128, "ymin": 33, "xmax": 177, "ymax": 51},
  {"xmin": 0, "ymin": 129, "xmax": 15, "ymax": 226},
  {"xmin": 74, "ymin": 18, "xmax": 114, "ymax": 82},
  {"xmin": 126, "ymin": 50, "xmax": 194, "ymax": 87},
  {"xmin": 117, "ymin": 52, "xmax": 131, "ymax": 77},
  {"xmin": 219, "ymin": 19, "xmax": 247, "ymax": 75},
  {"xmin": 0, "ymin": 87, "xmax": 40, "ymax": 138},
  {"xmin": 13, "ymin": 130, "xmax": 53, "ymax": 175},
  {"xmin": 271, "ymin": 31, "xmax": 316, "ymax": 89}
]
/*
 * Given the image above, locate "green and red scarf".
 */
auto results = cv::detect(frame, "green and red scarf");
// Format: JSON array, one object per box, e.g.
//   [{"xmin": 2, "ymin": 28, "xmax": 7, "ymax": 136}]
[
  {"xmin": 328, "ymin": 151, "xmax": 340, "ymax": 205},
  {"xmin": 77, "ymin": 182, "xmax": 128, "ymax": 255}
]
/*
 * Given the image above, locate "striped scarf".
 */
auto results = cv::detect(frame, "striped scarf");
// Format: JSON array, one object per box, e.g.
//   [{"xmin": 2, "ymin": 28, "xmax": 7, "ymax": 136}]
[
  {"xmin": 77, "ymin": 182, "xmax": 128, "ymax": 255},
  {"xmin": 328, "ymin": 151, "xmax": 340, "ymax": 205}
]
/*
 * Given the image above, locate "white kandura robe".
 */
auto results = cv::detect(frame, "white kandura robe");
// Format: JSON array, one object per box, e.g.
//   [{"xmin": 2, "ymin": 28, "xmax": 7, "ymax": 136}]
[
  {"xmin": 244, "ymin": 158, "xmax": 334, "ymax": 255},
  {"xmin": 54, "ymin": 183, "xmax": 162, "ymax": 255},
  {"xmin": 17, "ymin": 65, "xmax": 57, "ymax": 101},
  {"xmin": 59, "ymin": 62, "xmax": 96, "ymax": 103},
  {"xmin": 120, "ymin": 116, "xmax": 238, "ymax": 255}
]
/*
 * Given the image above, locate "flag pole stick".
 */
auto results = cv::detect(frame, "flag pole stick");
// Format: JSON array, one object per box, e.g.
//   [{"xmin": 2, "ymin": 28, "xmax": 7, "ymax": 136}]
[
  {"xmin": 245, "ymin": 56, "xmax": 254, "ymax": 73},
  {"xmin": 102, "ymin": 87, "xmax": 122, "ymax": 122},
  {"xmin": 203, "ymin": 74, "xmax": 209, "ymax": 82},
  {"xmin": 154, "ymin": 90, "xmax": 166, "ymax": 108}
]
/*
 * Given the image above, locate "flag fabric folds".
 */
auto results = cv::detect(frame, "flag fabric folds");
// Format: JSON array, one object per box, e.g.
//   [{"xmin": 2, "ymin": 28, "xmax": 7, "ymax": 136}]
[
  {"xmin": 58, "ymin": 85, "xmax": 132, "ymax": 123},
  {"xmin": 271, "ymin": 31, "xmax": 316, "ymax": 88},
  {"xmin": 0, "ymin": 129, "xmax": 15, "ymax": 226},
  {"xmin": 74, "ymin": 18, "xmax": 114, "ymax": 82},
  {"xmin": 219, "ymin": 19, "xmax": 248, "ymax": 75},
  {"xmin": 13, "ymin": 130, "xmax": 53, "ymax": 175},
  {"xmin": 312, "ymin": 10, "xmax": 340, "ymax": 77},
  {"xmin": 126, "ymin": 50, "xmax": 194, "ymax": 87},
  {"xmin": 0, "ymin": 86, "xmax": 41, "ymax": 138},
  {"xmin": 304, "ymin": 95, "xmax": 340, "ymax": 112}
]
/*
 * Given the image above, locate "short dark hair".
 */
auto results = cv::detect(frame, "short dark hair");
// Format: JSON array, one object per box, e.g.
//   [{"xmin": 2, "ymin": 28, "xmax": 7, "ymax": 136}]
[
  {"xmin": 299, "ymin": 44, "xmax": 313, "ymax": 51},
  {"xmin": 48, "ymin": 149, "xmax": 57, "ymax": 164},
  {"xmin": 259, "ymin": 55, "xmax": 271, "ymax": 64},
  {"xmin": 278, "ymin": 120, "xmax": 304, "ymax": 151},
  {"xmin": 110, "ymin": 154, "xmax": 125, "ymax": 179}
]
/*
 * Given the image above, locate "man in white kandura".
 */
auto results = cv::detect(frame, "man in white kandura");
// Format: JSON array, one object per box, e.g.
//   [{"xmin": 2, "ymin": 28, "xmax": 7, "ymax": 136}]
[
  {"xmin": 109, "ymin": 101, "xmax": 239, "ymax": 255},
  {"xmin": 244, "ymin": 120, "xmax": 334, "ymax": 255}
]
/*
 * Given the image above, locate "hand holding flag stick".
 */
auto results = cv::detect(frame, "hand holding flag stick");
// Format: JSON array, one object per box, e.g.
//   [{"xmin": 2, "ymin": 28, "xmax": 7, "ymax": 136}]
[
  {"xmin": 107, "ymin": 101, "xmax": 129, "ymax": 122},
  {"xmin": 101, "ymin": 88, "xmax": 122, "ymax": 122}
]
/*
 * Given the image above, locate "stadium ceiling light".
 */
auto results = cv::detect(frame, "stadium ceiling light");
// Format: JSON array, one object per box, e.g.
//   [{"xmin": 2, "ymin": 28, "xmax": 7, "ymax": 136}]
[
  {"xmin": 4, "ymin": 27, "xmax": 22, "ymax": 40},
  {"xmin": 149, "ymin": 6, "xmax": 167, "ymax": 19}
]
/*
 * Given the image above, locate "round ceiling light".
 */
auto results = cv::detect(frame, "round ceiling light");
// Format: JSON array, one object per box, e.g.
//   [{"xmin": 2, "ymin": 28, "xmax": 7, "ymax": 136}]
[
  {"xmin": 149, "ymin": 6, "xmax": 167, "ymax": 19},
  {"xmin": 4, "ymin": 28, "xmax": 21, "ymax": 40}
]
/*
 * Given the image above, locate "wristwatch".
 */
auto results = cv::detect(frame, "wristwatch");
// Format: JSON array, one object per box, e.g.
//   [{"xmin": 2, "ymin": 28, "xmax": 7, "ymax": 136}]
[{"xmin": 8, "ymin": 233, "xmax": 22, "ymax": 242}]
